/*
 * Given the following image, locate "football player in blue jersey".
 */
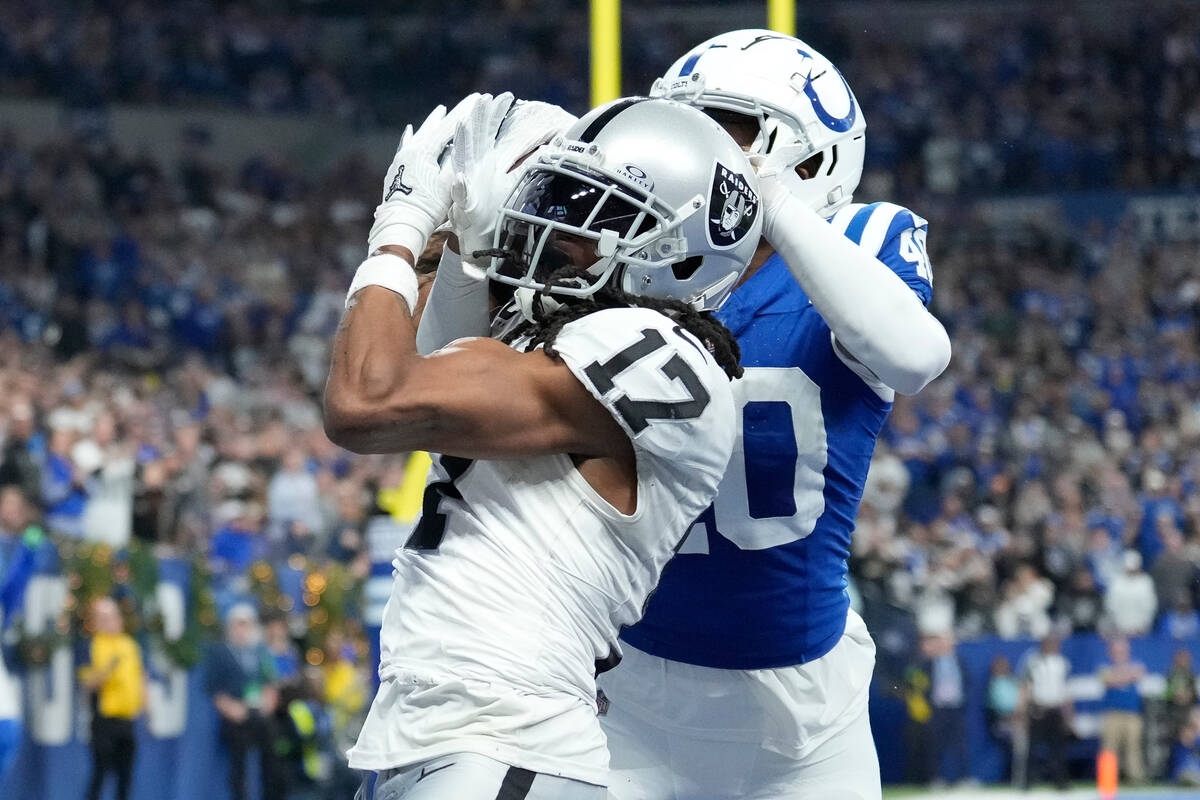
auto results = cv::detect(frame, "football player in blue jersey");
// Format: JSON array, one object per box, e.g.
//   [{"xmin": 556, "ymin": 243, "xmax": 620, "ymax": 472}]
[{"xmin": 595, "ymin": 30, "xmax": 952, "ymax": 800}]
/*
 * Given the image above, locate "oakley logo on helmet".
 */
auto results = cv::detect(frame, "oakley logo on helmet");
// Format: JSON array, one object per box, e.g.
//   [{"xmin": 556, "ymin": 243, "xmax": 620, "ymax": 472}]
[
  {"xmin": 616, "ymin": 163, "xmax": 655, "ymax": 193},
  {"xmin": 708, "ymin": 162, "xmax": 759, "ymax": 248}
]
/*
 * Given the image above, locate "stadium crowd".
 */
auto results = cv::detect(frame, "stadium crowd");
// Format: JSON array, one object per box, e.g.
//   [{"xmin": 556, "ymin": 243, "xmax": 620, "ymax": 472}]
[
  {"xmin": 1, "ymin": 2, "xmax": 1199, "ymax": 195},
  {"xmin": 0, "ymin": 129, "xmax": 381, "ymax": 800},
  {"xmin": 0, "ymin": 0, "xmax": 1199, "ymax": 794}
]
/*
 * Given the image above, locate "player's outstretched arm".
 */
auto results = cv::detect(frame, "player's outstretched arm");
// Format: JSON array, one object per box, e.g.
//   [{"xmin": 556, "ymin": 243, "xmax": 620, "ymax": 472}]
[
  {"xmin": 758, "ymin": 163, "xmax": 951, "ymax": 396},
  {"xmin": 324, "ymin": 275, "xmax": 630, "ymax": 461},
  {"xmin": 329, "ymin": 92, "xmax": 627, "ymax": 460}
]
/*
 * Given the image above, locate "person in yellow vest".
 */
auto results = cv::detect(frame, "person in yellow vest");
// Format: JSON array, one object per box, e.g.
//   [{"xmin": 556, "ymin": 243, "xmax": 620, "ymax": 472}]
[
  {"xmin": 78, "ymin": 596, "xmax": 144, "ymax": 800},
  {"xmin": 321, "ymin": 628, "xmax": 367, "ymax": 739}
]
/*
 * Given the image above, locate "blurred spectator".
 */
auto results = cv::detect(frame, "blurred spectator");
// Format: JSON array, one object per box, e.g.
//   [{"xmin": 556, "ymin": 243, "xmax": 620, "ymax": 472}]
[
  {"xmin": 1098, "ymin": 637, "xmax": 1147, "ymax": 783},
  {"xmin": 267, "ymin": 448, "xmax": 322, "ymax": 542},
  {"xmin": 861, "ymin": 444, "xmax": 910, "ymax": 516},
  {"xmin": 901, "ymin": 658, "xmax": 934, "ymax": 786},
  {"xmin": 985, "ymin": 655, "xmax": 1023, "ymax": 785},
  {"xmin": 926, "ymin": 633, "xmax": 969, "ymax": 785},
  {"xmin": 994, "ymin": 563, "xmax": 1054, "ymax": 639},
  {"xmin": 0, "ymin": 486, "xmax": 41, "ymax": 784},
  {"xmin": 1165, "ymin": 649, "xmax": 1198, "ymax": 744},
  {"xmin": 78, "ymin": 412, "xmax": 135, "ymax": 546},
  {"xmin": 321, "ymin": 627, "xmax": 367, "ymax": 742},
  {"xmin": 210, "ymin": 503, "xmax": 268, "ymax": 578},
  {"xmin": 204, "ymin": 603, "xmax": 284, "ymax": 800},
  {"xmin": 272, "ymin": 674, "xmax": 333, "ymax": 800},
  {"xmin": 1105, "ymin": 550, "xmax": 1159, "ymax": 636},
  {"xmin": 264, "ymin": 611, "xmax": 300, "ymax": 681},
  {"xmin": 1162, "ymin": 591, "xmax": 1200, "ymax": 641},
  {"xmin": 1020, "ymin": 635, "xmax": 1072, "ymax": 791},
  {"xmin": 1056, "ymin": 567, "xmax": 1103, "ymax": 633},
  {"xmin": 1175, "ymin": 709, "xmax": 1200, "ymax": 786},
  {"xmin": 78, "ymin": 597, "xmax": 144, "ymax": 800},
  {"xmin": 1138, "ymin": 469, "xmax": 1184, "ymax": 567},
  {"xmin": 0, "ymin": 399, "xmax": 43, "ymax": 500},
  {"xmin": 41, "ymin": 425, "xmax": 88, "ymax": 537},
  {"xmin": 1151, "ymin": 526, "xmax": 1198, "ymax": 616},
  {"xmin": 130, "ymin": 459, "xmax": 169, "ymax": 544}
]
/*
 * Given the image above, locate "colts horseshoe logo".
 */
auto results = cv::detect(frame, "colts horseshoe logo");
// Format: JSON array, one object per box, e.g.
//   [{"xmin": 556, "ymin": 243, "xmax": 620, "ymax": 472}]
[{"xmin": 796, "ymin": 48, "xmax": 858, "ymax": 133}]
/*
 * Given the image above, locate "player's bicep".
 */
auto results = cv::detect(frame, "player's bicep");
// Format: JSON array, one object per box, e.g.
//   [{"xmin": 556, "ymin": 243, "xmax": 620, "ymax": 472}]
[{"xmin": 400, "ymin": 338, "xmax": 630, "ymax": 460}]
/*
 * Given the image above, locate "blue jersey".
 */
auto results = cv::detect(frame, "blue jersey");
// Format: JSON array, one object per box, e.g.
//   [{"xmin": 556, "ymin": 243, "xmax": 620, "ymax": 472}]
[{"xmin": 621, "ymin": 201, "xmax": 933, "ymax": 670}]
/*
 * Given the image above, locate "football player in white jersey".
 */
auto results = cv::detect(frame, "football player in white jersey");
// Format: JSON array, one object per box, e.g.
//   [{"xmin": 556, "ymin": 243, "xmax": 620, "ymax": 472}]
[
  {"xmin": 594, "ymin": 31, "xmax": 953, "ymax": 800},
  {"xmin": 324, "ymin": 93, "xmax": 763, "ymax": 799}
]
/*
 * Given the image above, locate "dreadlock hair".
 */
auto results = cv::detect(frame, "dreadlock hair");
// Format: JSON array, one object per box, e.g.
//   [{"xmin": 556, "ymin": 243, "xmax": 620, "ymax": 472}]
[{"xmin": 501, "ymin": 266, "xmax": 743, "ymax": 380}]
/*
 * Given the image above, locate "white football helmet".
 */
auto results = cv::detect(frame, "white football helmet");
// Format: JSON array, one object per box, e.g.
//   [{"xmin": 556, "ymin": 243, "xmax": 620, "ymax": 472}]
[
  {"xmin": 652, "ymin": 29, "xmax": 866, "ymax": 218},
  {"xmin": 484, "ymin": 97, "xmax": 762, "ymax": 312}
]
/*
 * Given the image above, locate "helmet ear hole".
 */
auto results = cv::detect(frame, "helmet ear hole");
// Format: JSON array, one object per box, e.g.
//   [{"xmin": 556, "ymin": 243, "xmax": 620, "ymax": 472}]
[
  {"xmin": 672, "ymin": 255, "xmax": 704, "ymax": 281},
  {"xmin": 796, "ymin": 151, "xmax": 824, "ymax": 180}
]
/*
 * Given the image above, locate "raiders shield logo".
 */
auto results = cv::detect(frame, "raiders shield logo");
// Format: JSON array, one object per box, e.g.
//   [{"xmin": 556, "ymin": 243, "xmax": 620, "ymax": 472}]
[{"xmin": 707, "ymin": 162, "xmax": 759, "ymax": 248}]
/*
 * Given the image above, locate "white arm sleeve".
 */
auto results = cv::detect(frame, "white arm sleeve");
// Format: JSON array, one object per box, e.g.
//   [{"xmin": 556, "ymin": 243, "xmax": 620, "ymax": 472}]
[
  {"xmin": 414, "ymin": 243, "xmax": 492, "ymax": 354},
  {"xmin": 761, "ymin": 185, "xmax": 951, "ymax": 395}
]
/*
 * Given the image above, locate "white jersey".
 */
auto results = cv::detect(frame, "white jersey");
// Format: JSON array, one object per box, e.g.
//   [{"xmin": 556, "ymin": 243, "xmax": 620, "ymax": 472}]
[{"xmin": 348, "ymin": 306, "xmax": 736, "ymax": 785}]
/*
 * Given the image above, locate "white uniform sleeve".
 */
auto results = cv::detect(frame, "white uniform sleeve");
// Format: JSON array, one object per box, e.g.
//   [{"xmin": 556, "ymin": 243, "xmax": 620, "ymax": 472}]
[
  {"xmin": 414, "ymin": 243, "xmax": 492, "ymax": 354},
  {"xmin": 761, "ymin": 182, "xmax": 951, "ymax": 395},
  {"xmin": 548, "ymin": 307, "xmax": 735, "ymax": 478}
]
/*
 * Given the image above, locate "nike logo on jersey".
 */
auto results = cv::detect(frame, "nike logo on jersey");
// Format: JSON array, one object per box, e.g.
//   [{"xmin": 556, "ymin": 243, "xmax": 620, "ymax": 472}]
[{"xmin": 417, "ymin": 762, "xmax": 455, "ymax": 782}]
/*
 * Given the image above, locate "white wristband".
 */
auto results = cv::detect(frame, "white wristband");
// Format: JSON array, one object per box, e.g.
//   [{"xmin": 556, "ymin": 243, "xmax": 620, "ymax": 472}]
[{"xmin": 345, "ymin": 253, "xmax": 420, "ymax": 315}]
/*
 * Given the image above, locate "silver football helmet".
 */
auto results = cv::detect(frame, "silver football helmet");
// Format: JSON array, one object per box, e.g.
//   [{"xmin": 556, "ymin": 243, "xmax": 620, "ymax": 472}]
[{"xmin": 484, "ymin": 97, "xmax": 762, "ymax": 312}]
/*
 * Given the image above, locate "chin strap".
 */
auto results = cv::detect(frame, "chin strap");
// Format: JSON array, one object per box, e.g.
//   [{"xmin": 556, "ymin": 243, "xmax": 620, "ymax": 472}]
[{"xmin": 514, "ymin": 287, "xmax": 560, "ymax": 323}]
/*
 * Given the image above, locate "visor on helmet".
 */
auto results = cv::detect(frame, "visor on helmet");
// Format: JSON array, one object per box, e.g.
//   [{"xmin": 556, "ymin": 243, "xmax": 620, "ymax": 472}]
[{"xmin": 487, "ymin": 165, "xmax": 669, "ymax": 298}]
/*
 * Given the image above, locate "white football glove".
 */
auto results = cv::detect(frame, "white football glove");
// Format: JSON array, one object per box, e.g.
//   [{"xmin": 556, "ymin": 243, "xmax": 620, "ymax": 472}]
[
  {"xmin": 752, "ymin": 144, "xmax": 824, "ymax": 240},
  {"xmin": 449, "ymin": 95, "xmax": 577, "ymax": 278},
  {"xmin": 367, "ymin": 93, "xmax": 485, "ymax": 258},
  {"xmin": 496, "ymin": 98, "xmax": 579, "ymax": 173}
]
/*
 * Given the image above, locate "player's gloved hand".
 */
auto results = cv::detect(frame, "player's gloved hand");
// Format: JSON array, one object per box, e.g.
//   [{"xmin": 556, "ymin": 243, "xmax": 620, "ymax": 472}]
[
  {"xmin": 449, "ymin": 95, "xmax": 577, "ymax": 278},
  {"xmin": 752, "ymin": 144, "xmax": 822, "ymax": 241},
  {"xmin": 367, "ymin": 93, "xmax": 486, "ymax": 258},
  {"xmin": 495, "ymin": 98, "xmax": 579, "ymax": 174},
  {"xmin": 448, "ymin": 92, "xmax": 516, "ymax": 279}
]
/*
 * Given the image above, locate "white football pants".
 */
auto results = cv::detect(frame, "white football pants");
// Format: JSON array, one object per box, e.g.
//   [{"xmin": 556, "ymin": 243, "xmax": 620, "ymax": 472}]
[
  {"xmin": 598, "ymin": 609, "xmax": 881, "ymax": 800},
  {"xmin": 362, "ymin": 752, "xmax": 606, "ymax": 800}
]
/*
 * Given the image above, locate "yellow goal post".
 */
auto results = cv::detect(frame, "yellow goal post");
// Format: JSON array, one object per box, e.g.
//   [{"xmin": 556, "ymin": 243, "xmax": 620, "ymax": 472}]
[{"xmin": 589, "ymin": 0, "xmax": 797, "ymax": 107}]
